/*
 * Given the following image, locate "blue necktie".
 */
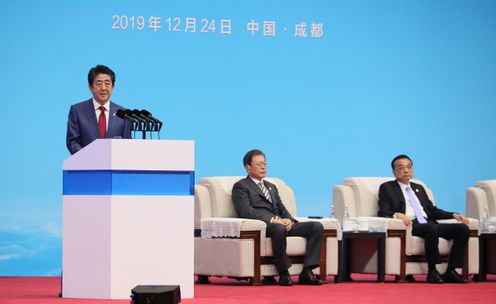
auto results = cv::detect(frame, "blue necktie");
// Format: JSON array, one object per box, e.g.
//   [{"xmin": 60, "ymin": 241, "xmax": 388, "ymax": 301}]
[{"xmin": 406, "ymin": 186, "xmax": 427, "ymax": 224}]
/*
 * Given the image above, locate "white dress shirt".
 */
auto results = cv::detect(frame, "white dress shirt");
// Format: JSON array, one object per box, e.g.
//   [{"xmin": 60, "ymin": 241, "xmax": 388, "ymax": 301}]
[{"xmin": 93, "ymin": 98, "xmax": 109, "ymax": 130}]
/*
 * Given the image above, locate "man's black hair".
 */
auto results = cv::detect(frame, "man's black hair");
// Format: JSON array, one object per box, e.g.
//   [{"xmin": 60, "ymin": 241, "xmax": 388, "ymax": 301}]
[
  {"xmin": 391, "ymin": 154, "xmax": 413, "ymax": 169},
  {"xmin": 243, "ymin": 149, "xmax": 265, "ymax": 167},
  {"xmin": 88, "ymin": 64, "xmax": 116, "ymax": 86}
]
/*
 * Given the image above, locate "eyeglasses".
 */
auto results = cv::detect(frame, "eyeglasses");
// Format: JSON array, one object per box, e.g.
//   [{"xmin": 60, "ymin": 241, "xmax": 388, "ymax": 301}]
[
  {"xmin": 395, "ymin": 165, "xmax": 413, "ymax": 171},
  {"xmin": 251, "ymin": 162, "xmax": 267, "ymax": 167}
]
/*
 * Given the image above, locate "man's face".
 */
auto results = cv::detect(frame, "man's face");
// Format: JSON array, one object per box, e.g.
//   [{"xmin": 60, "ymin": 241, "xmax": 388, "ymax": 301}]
[
  {"xmin": 246, "ymin": 154, "xmax": 267, "ymax": 180},
  {"xmin": 89, "ymin": 73, "xmax": 113, "ymax": 105},
  {"xmin": 393, "ymin": 158, "xmax": 413, "ymax": 184}
]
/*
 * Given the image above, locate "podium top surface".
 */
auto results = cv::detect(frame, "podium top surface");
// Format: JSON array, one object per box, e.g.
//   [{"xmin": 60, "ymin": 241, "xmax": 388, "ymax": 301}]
[{"xmin": 63, "ymin": 139, "xmax": 194, "ymax": 171}]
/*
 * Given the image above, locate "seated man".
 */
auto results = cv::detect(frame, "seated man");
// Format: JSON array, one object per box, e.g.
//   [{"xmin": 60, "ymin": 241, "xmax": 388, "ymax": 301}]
[
  {"xmin": 378, "ymin": 154, "xmax": 469, "ymax": 283},
  {"xmin": 232, "ymin": 149, "xmax": 325, "ymax": 286}
]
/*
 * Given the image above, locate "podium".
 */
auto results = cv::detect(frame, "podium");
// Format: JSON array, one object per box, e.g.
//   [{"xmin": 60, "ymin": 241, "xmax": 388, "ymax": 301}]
[{"xmin": 62, "ymin": 139, "xmax": 194, "ymax": 299}]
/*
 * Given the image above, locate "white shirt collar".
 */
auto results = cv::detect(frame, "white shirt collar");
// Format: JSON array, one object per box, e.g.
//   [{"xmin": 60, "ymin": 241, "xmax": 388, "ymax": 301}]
[
  {"xmin": 250, "ymin": 176, "xmax": 264, "ymax": 185},
  {"xmin": 93, "ymin": 98, "xmax": 110, "ymax": 111},
  {"xmin": 396, "ymin": 180, "xmax": 411, "ymax": 190}
]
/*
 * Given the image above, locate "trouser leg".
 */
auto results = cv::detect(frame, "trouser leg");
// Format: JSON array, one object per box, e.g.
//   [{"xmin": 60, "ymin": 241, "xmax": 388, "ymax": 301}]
[
  {"xmin": 288, "ymin": 221, "xmax": 324, "ymax": 269},
  {"xmin": 438, "ymin": 223, "xmax": 470, "ymax": 270},
  {"xmin": 267, "ymin": 223, "xmax": 291, "ymax": 273}
]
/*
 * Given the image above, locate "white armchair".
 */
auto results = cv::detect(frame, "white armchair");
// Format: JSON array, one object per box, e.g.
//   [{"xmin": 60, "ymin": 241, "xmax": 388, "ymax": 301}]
[
  {"xmin": 194, "ymin": 176, "xmax": 340, "ymax": 284},
  {"xmin": 466, "ymin": 180, "xmax": 496, "ymax": 225},
  {"xmin": 466, "ymin": 180, "xmax": 496, "ymax": 278},
  {"xmin": 333, "ymin": 177, "xmax": 479, "ymax": 281}
]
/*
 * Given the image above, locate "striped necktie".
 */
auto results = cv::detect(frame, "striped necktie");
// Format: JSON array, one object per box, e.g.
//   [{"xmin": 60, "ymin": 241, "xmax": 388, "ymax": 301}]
[{"xmin": 258, "ymin": 181, "xmax": 272, "ymax": 203}]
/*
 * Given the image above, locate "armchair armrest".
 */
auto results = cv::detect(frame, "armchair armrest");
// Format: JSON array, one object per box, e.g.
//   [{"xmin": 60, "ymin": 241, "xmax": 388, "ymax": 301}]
[
  {"xmin": 200, "ymin": 217, "xmax": 266, "ymax": 238},
  {"xmin": 295, "ymin": 217, "xmax": 340, "ymax": 240},
  {"xmin": 386, "ymin": 218, "xmax": 408, "ymax": 230},
  {"xmin": 437, "ymin": 218, "xmax": 479, "ymax": 231},
  {"xmin": 240, "ymin": 218, "xmax": 268, "ymax": 231},
  {"xmin": 295, "ymin": 217, "xmax": 339, "ymax": 229}
]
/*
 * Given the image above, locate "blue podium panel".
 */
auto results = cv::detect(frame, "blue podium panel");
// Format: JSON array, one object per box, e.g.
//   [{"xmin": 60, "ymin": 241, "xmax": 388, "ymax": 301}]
[{"xmin": 63, "ymin": 170, "xmax": 195, "ymax": 195}]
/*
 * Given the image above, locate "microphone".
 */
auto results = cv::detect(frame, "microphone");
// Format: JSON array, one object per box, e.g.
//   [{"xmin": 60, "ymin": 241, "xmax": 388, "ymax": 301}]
[
  {"xmin": 116, "ymin": 109, "xmax": 138, "ymax": 123},
  {"xmin": 140, "ymin": 110, "xmax": 162, "ymax": 124},
  {"xmin": 124, "ymin": 109, "xmax": 149, "ymax": 132},
  {"xmin": 141, "ymin": 109, "xmax": 163, "ymax": 132},
  {"xmin": 124, "ymin": 109, "xmax": 146, "ymax": 123},
  {"xmin": 132, "ymin": 109, "xmax": 155, "ymax": 124}
]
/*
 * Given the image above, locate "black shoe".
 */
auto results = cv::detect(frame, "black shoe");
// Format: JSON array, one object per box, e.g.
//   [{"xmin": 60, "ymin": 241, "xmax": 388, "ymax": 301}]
[
  {"xmin": 442, "ymin": 270, "xmax": 467, "ymax": 284},
  {"xmin": 196, "ymin": 275, "xmax": 211, "ymax": 284},
  {"xmin": 405, "ymin": 274, "xmax": 416, "ymax": 283},
  {"xmin": 427, "ymin": 269, "xmax": 444, "ymax": 284},
  {"xmin": 278, "ymin": 273, "xmax": 293, "ymax": 286},
  {"xmin": 298, "ymin": 270, "xmax": 325, "ymax": 285},
  {"xmin": 262, "ymin": 276, "xmax": 277, "ymax": 285}
]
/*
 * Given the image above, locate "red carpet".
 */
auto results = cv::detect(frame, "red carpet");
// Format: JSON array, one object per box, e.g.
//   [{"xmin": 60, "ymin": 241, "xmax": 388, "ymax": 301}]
[{"xmin": 1, "ymin": 276, "xmax": 495, "ymax": 304}]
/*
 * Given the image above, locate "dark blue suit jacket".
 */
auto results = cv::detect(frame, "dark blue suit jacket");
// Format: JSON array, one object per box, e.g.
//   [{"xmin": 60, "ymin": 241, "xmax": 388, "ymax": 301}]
[
  {"xmin": 232, "ymin": 176, "xmax": 296, "ymax": 224},
  {"xmin": 377, "ymin": 180, "xmax": 454, "ymax": 221},
  {"xmin": 66, "ymin": 99, "xmax": 132, "ymax": 154}
]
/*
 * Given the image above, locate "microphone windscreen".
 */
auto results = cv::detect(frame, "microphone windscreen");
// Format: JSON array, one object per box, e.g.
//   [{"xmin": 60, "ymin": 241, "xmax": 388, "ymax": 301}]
[
  {"xmin": 141, "ymin": 109, "xmax": 152, "ymax": 116},
  {"xmin": 116, "ymin": 109, "xmax": 126, "ymax": 119}
]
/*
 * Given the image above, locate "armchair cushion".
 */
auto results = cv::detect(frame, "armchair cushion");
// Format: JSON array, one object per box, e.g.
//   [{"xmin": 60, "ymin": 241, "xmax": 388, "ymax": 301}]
[{"xmin": 200, "ymin": 176, "xmax": 244, "ymax": 218}]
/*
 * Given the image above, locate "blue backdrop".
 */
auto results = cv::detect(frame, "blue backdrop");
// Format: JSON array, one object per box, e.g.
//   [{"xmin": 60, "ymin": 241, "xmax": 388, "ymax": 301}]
[{"xmin": 0, "ymin": 0, "xmax": 495, "ymax": 275}]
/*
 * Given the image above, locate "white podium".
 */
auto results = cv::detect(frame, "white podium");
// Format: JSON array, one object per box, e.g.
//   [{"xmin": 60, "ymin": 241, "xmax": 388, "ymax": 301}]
[{"xmin": 62, "ymin": 139, "xmax": 194, "ymax": 299}]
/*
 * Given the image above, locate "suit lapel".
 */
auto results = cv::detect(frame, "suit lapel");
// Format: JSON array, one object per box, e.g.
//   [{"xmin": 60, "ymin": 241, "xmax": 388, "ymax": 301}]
[
  {"xmin": 263, "ymin": 180, "xmax": 277, "ymax": 204},
  {"xmin": 84, "ymin": 99, "xmax": 100, "ymax": 138},
  {"xmin": 246, "ymin": 177, "xmax": 272, "ymax": 204},
  {"xmin": 106, "ymin": 102, "xmax": 116, "ymax": 138},
  {"xmin": 392, "ymin": 181, "xmax": 407, "ymax": 213}
]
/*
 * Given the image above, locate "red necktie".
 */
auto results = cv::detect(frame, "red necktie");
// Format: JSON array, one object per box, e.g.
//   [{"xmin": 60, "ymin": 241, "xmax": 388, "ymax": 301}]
[{"xmin": 98, "ymin": 106, "xmax": 106, "ymax": 138}]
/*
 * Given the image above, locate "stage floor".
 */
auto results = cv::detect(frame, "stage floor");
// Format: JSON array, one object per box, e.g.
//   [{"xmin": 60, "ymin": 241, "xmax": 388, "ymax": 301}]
[{"xmin": 2, "ymin": 275, "xmax": 495, "ymax": 304}]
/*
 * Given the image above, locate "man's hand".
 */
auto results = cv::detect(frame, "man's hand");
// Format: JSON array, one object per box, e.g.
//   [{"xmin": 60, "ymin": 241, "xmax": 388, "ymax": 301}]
[
  {"xmin": 453, "ymin": 213, "xmax": 469, "ymax": 225},
  {"xmin": 395, "ymin": 213, "xmax": 412, "ymax": 226},
  {"xmin": 281, "ymin": 218, "xmax": 293, "ymax": 231},
  {"xmin": 273, "ymin": 218, "xmax": 294, "ymax": 232}
]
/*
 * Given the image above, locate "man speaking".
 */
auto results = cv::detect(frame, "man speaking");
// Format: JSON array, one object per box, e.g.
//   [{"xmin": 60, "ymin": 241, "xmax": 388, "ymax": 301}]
[{"xmin": 66, "ymin": 65, "xmax": 132, "ymax": 154}]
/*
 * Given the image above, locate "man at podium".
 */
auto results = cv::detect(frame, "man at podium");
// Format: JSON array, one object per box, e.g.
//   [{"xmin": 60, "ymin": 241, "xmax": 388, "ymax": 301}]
[{"xmin": 66, "ymin": 65, "xmax": 132, "ymax": 155}]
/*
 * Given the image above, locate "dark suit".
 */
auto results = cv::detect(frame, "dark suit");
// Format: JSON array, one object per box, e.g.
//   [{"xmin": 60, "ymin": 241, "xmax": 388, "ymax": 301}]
[
  {"xmin": 378, "ymin": 180, "xmax": 469, "ymax": 269},
  {"xmin": 66, "ymin": 99, "xmax": 132, "ymax": 155},
  {"xmin": 232, "ymin": 176, "xmax": 323, "ymax": 273}
]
